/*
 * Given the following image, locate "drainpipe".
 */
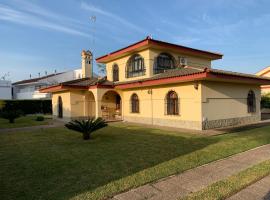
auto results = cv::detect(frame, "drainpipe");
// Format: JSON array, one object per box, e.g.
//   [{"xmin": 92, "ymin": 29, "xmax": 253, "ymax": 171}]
[{"xmin": 148, "ymin": 89, "xmax": 153, "ymax": 125}]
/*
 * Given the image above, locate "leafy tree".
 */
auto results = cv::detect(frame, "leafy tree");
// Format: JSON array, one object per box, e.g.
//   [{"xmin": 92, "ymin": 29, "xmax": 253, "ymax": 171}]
[
  {"xmin": 261, "ymin": 93, "xmax": 270, "ymax": 108},
  {"xmin": 65, "ymin": 118, "xmax": 108, "ymax": 140},
  {"xmin": 0, "ymin": 110, "xmax": 23, "ymax": 123},
  {"xmin": 97, "ymin": 63, "xmax": 106, "ymax": 77}
]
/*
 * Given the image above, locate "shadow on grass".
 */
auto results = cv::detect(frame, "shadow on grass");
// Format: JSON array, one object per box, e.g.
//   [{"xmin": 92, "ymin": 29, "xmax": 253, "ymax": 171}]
[{"xmin": 0, "ymin": 124, "xmax": 219, "ymax": 200}]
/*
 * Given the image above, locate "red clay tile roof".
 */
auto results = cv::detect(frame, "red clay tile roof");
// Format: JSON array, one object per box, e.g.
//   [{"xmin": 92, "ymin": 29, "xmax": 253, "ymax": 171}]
[
  {"xmin": 96, "ymin": 37, "xmax": 223, "ymax": 63},
  {"xmin": 40, "ymin": 67, "xmax": 270, "ymax": 93}
]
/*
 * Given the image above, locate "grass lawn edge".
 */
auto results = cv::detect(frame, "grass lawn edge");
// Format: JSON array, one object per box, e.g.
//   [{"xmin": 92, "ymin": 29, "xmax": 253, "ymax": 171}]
[{"xmin": 181, "ymin": 159, "xmax": 270, "ymax": 200}]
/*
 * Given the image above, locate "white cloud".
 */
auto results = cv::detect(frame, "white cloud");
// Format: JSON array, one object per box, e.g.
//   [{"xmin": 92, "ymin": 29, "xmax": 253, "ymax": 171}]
[{"xmin": 0, "ymin": 3, "xmax": 90, "ymax": 37}]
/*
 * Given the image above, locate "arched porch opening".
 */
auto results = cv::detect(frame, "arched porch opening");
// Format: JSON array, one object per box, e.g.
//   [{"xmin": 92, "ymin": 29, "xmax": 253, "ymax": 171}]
[
  {"xmin": 101, "ymin": 90, "xmax": 122, "ymax": 120},
  {"xmin": 84, "ymin": 91, "xmax": 96, "ymax": 118}
]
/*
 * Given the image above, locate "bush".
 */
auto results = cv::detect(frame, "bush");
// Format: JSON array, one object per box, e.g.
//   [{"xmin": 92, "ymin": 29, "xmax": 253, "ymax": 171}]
[
  {"xmin": 36, "ymin": 116, "xmax": 45, "ymax": 121},
  {"xmin": 0, "ymin": 110, "xmax": 23, "ymax": 123},
  {"xmin": 65, "ymin": 118, "xmax": 108, "ymax": 140},
  {"xmin": 1, "ymin": 100, "xmax": 52, "ymax": 114},
  {"xmin": 261, "ymin": 93, "xmax": 270, "ymax": 109}
]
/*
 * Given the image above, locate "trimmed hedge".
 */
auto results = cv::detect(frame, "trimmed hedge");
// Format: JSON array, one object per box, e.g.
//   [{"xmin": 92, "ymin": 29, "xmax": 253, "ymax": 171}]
[
  {"xmin": 261, "ymin": 94, "xmax": 270, "ymax": 109},
  {"xmin": 0, "ymin": 100, "xmax": 52, "ymax": 114}
]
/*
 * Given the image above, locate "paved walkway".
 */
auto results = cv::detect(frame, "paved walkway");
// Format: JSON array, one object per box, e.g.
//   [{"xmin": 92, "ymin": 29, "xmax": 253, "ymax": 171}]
[
  {"xmin": 111, "ymin": 144, "xmax": 270, "ymax": 200},
  {"xmin": 227, "ymin": 175, "xmax": 270, "ymax": 200},
  {"xmin": 0, "ymin": 121, "xmax": 64, "ymax": 133}
]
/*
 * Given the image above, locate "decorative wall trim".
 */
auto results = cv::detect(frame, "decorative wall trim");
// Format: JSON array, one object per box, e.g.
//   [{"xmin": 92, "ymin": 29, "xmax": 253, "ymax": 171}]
[
  {"xmin": 202, "ymin": 115, "xmax": 261, "ymax": 130},
  {"xmin": 123, "ymin": 116, "xmax": 202, "ymax": 130}
]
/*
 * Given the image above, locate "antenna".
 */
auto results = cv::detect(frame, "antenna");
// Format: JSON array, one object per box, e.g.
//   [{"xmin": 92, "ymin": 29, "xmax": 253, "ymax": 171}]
[
  {"xmin": 90, "ymin": 15, "xmax": 97, "ymax": 78},
  {"xmin": 90, "ymin": 15, "xmax": 96, "ymax": 50}
]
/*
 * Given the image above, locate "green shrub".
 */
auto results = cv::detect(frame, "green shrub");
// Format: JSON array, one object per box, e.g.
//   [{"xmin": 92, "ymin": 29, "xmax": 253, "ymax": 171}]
[
  {"xmin": 261, "ymin": 93, "xmax": 270, "ymax": 108},
  {"xmin": 65, "ymin": 118, "xmax": 108, "ymax": 140},
  {"xmin": 0, "ymin": 110, "xmax": 23, "ymax": 123},
  {"xmin": 36, "ymin": 116, "xmax": 45, "ymax": 121},
  {"xmin": 1, "ymin": 100, "xmax": 52, "ymax": 114}
]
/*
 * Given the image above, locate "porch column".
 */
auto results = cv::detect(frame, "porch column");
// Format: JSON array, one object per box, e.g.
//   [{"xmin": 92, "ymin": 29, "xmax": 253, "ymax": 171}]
[{"xmin": 95, "ymin": 100, "xmax": 102, "ymax": 118}]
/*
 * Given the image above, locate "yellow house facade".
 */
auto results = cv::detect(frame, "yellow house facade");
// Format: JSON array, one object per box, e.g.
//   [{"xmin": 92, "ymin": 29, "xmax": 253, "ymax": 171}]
[
  {"xmin": 256, "ymin": 66, "xmax": 270, "ymax": 94},
  {"xmin": 41, "ymin": 37, "xmax": 270, "ymax": 130}
]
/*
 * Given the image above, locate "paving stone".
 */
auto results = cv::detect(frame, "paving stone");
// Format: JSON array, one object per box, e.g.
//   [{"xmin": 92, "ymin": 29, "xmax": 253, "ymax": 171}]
[
  {"xmin": 148, "ymin": 186, "xmax": 190, "ymax": 200},
  {"xmin": 114, "ymin": 190, "xmax": 144, "ymax": 200},
  {"xmin": 112, "ymin": 144, "xmax": 270, "ymax": 200},
  {"xmin": 227, "ymin": 175, "xmax": 270, "ymax": 200},
  {"xmin": 133, "ymin": 184, "xmax": 160, "ymax": 199}
]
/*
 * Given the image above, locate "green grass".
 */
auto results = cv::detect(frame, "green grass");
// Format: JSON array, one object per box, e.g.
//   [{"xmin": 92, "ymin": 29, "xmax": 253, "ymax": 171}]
[
  {"xmin": 182, "ymin": 160, "xmax": 270, "ymax": 200},
  {"xmin": 1, "ymin": 123, "xmax": 270, "ymax": 200},
  {"xmin": 0, "ymin": 115, "xmax": 52, "ymax": 129}
]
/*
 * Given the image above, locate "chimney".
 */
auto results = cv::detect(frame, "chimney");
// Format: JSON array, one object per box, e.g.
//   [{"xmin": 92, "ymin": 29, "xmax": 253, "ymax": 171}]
[{"xmin": 81, "ymin": 50, "xmax": 93, "ymax": 78}]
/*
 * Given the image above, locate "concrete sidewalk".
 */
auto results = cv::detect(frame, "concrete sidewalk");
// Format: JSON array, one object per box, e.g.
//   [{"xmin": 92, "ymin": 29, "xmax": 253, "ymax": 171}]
[
  {"xmin": 227, "ymin": 175, "xmax": 270, "ymax": 200},
  {"xmin": 111, "ymin": 144, "xmax": 270, "ymax": 200}
]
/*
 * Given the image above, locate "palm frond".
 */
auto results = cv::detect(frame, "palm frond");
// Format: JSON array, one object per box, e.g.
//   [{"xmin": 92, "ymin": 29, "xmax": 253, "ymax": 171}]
[{"xmin": 65, "ymin": 118, "xmax": 108, "ymax": 140}]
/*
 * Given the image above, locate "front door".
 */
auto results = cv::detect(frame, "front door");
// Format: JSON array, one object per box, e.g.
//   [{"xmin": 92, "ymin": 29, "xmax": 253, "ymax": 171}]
[{"xmin": 58, "ymin": 96, "xmax": 63, "ymax": 118}]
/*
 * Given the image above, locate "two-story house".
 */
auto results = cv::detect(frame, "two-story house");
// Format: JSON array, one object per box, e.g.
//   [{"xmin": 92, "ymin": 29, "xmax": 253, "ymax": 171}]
[{"xmin": 41, "ymin": 37, "xmax": 270, "ymax": 130}]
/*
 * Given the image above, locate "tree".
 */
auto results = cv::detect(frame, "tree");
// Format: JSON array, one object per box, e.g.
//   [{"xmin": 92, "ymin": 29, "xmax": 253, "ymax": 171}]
[
  {"xmin": 97, "ymin": 63, "xmax": 106, "ymax": 77},
  {"xmin": 65, "ymin": 118, "xmax": 108, "ymax": 140},
  {"xmin": 0, "ymin": 110, "xmax": 22, "ymax": 123}
]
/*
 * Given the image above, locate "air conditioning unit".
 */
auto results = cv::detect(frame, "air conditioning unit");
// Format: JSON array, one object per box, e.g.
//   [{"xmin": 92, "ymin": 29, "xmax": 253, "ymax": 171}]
[{"xmin": 179, "ymin": 57, "xmax": 187, "ymax": 66}]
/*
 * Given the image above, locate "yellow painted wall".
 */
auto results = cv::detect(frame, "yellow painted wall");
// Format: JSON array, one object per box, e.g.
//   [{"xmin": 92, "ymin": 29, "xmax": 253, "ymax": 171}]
[
  {"xmin": 256, "ymin": 67, "xmax": 270, "ymax": 95},
  {"xmin": 201, "ymin": 81, "xmax": 261, "ymax": 120},
  {"xmin": 52, "ymin": 90, "xmax": 96, "ymax": 119},
  {"xmin": 106, "ymin": 49, "xmax": 151, "ymax": 82},
  {"xmin": 106, "ymin": 49, "xmax": 211, "ymax": 82},
  {"xmin": 50, "ymin": 81, "xmax": 261, "ymax": 130},
  {"xmin": 52, "ymin": 91, "xmax": 71, "ymax": 118},
  {"xmin": 118, "ymin": 82, "xmax": 203, "ymax": 129}
]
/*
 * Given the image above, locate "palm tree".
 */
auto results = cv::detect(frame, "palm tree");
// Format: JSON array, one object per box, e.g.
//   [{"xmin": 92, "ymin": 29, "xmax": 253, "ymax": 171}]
[{"xmin": 65, "ymin": 118, "xmax": 108, "ymax": 140}]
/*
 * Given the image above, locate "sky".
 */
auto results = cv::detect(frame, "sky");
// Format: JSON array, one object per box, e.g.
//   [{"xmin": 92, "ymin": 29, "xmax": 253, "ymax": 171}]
[{"xmin": 1, "ymin": 0, "xmax": 270, "ymax": 82}]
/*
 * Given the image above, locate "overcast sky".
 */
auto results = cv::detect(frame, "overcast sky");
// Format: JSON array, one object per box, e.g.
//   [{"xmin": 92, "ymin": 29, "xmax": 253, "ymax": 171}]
[{"xmin": 0, "ymin": 0, "xmax": 270, "ymax": 81}]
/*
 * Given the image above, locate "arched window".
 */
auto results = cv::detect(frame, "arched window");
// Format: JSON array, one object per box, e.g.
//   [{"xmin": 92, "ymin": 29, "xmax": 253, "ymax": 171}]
[
  {"xmin": 112, "ymin": 64, "xmax": 119, "ymax": 82},
  {"xmin": 58, "ymin": 96, "xmax": 63, "ymax": 118},
  {"xmin": 154, "ymin": 53, "xmax": 176, "ymax": 74},
  {"xmin": 130, "ymin": 93, "xmax": 139, "ymax": 113},
  {"xmin": 126, "ymin": 54, "xmax": 145, "ymax": 78},
  {"xmin": 165, "ymin": 91, "xmax": 179, "ymax": 115},
  {"xmin": 247, "ymin": 90, "xmax": 256, "ymax": 113}
]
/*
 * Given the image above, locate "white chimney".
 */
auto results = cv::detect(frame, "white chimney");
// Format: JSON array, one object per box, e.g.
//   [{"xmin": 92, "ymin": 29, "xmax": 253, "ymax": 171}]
[{"xmin": 81, "ymin": 50, "xmax": 93, "ymax": 78}]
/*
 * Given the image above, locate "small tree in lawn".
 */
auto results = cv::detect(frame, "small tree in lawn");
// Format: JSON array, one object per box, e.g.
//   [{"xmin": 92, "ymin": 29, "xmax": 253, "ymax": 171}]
[
  {"xmin": 65, "ymin": 118, "xmax": 108, "ymax": 140},
  {"xmin": 0, "ymin": 110, "xmax": 22, "ymax": 123}
]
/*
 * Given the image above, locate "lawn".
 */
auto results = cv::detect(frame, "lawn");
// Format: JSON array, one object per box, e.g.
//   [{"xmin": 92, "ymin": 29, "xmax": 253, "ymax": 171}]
[
  {"xmin": 0, "ymin": 115, "xmax": 52, "ymax": 129},
  {"xmin": 1, "ymin": 123, "xmax": 270, "ymax": 200},
  {"xmin": 183, "ymin": 159, "xmax": 270, "ymax": 200}
]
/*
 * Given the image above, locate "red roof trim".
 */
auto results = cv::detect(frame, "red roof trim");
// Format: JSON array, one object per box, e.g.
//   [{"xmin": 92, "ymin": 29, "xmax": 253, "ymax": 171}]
[
  {"xmin": 115, "ymin": 72, "xmax": 207, "ymax": 89},
  {"xmin": 88, "ymin": 84, "xmax": 114, "ymax": 89},
  {"xmin": 261, "ymin": 85, "xmax": 270, "ymax": 89},
  {"xmin": 41, "ymin": 70, "xmax": 270, "ymax": 92},
  {"xmin": 206, "ymin": 72, "xmax": 270, "ymax": 85},
  {"xmin": 96, "ymin": 37, "xmax": 223, "ymax": 63},
  {"xmin": 260, "ymin": 70, "xmax": 270, "ymax": 76},
  {"xmin": 39, "ymin": 85, "xmax": 88, "ymax": 93},
  {"xmin": 96, "ymin": 39, "xmax": 149, "ymax": 62}
]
